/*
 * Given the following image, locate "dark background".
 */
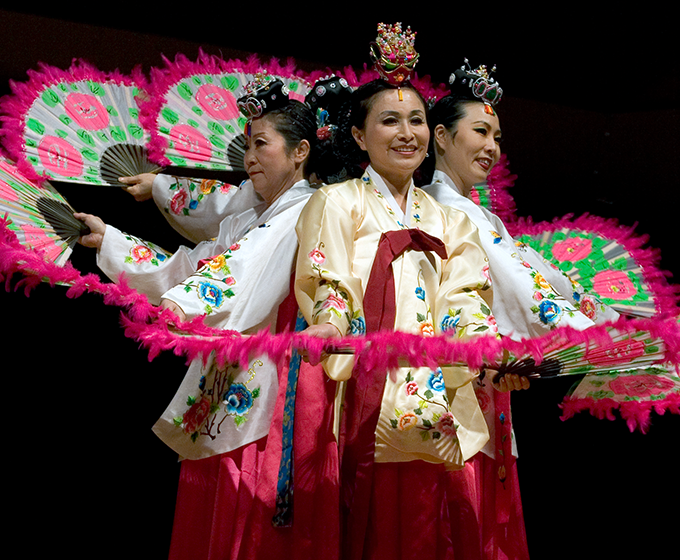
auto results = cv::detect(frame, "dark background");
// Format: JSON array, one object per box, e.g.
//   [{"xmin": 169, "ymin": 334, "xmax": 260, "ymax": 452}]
[{"xmin": 1, "ymin": 7, "xmax": 677, "ymax": 559}]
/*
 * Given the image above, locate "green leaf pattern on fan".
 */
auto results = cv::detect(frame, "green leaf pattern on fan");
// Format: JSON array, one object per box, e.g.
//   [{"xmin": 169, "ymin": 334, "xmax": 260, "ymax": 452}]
[
  {"xmin": 21, "ymin": 79, "xmax": 152, "ymax": 185},
  {"xmin": 516, "ymin": 230, "xmax": 655, "ymax": 317},
  {"xmin": 156, "ymin": 71, "xmax": 311, "ymax": 172}
]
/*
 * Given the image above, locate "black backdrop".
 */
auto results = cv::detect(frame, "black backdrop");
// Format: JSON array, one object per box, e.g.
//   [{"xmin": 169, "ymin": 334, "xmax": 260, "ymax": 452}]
[{"xmin": 1, "ymin": 8, "xmax": 678, "ymax": 559}]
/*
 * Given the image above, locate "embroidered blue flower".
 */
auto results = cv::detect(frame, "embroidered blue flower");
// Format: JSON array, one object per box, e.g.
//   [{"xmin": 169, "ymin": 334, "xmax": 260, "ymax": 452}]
[
  {"xmin": 189, "ymin": 199, "xmax": 199, "ymax": 210},
  {"xmin": 538, "ymin": 299, "xmax": 563, "ymax": 326},
  {"xmin": 198, "ymin": 281, "xmax": 224, "ymax": 308},
  {"xmin": 441, "ymin": 313, "xmax": 460, "ymax": 334},
  {"xmin": 572, "ymin": 291, "xmax": 581, "ymax": 302},
  {"xmin": 351, "ymin": 316, "xmax": 366, "ymax": 335},
  {"xmin": 427, "ymin": 368, "xmax": 446, "ymax": 392},
  {"xmin": 415, "ymin": 287, "xmax": 426, "ymax": 301},
  {"xmin": 223, "ymin": 383, "xmax": 254, "ymax": 415},
  {"xmin": 156, "ymin": 253, "xmax": 167, "ymax": 262}
]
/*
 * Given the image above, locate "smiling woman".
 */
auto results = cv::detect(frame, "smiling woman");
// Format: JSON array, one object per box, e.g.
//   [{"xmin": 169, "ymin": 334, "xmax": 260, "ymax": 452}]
[{"xmin": 293, "ymin": 23, "xmax": 504, "ymax": 560}]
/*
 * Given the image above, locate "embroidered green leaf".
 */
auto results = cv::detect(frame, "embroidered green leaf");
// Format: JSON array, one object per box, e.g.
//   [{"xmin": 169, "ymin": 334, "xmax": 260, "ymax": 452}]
[
  {"xmin": 414, "ymin": 408, "xmax": 423, "ymax": 415},
  {"xmin": 416, "ymin": 313, "xmax": 426, "ymax": 323},
  {"xmin": 420, "ymin": 431, "xmax": 430, "ymax": 442},
  {"xmin": 424, "ymin": 389, "xmax": 434, "ymax": 400},
  {"xmin": 186, "ymin": 395, "xmax": 197, "ymax": 406},
  {"xmin": 252, "ymin": 387, "xmax": 261, "ymax": 398},
  {"xmin": 390, "ymin": 418, "xmax": 398, "ymax": 429},
  {"xmin": 173, "ymin": 416, "xmax": 183, "ymax": 427},
  {"xmin": 422, "ymin": 419, "xmax": 432, "ymax": 428},
  {"xmin": 234, "ymin": 415, "xmax": 247, "ymax": 427}
]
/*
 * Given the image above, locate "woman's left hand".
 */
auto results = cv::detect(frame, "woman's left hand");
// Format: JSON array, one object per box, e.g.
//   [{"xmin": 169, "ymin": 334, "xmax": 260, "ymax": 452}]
[
  {"xmin": 492, "ymin": 372, "xmax": 531, "ymax": 392},
  {"xmin": 159, "ymin": 298, "xmax": 186, "ymax": 323}
]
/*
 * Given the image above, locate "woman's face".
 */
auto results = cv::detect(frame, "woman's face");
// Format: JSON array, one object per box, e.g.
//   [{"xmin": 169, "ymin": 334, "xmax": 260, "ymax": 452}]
[
  {"xmin": 244, "ymin": 115, "xmax": 308, "ymax": 205},
  {"xmin": 352, "ymin": 88, "xmax": 429, "ymax": 190},
  {"xmin": 434, "ymin": 102, "xmax": 501, "ymax": 194}
]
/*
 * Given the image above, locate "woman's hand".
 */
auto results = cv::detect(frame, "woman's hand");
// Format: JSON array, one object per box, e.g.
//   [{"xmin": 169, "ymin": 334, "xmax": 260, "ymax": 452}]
[
  {"xmin": 73, "ymin": 212, "xmax": 107, "ymax": 250},
  {"xmin": 159, "ymin": 298, "xmax": 187, "ymax": 323},
  {"xmin": 491, "ymin": 372, "xmax": 531, "ymax": 392},
  {"xmin": 299, "ymin": 323, "xmax": 342, "ymax": 365},
  {"xmin": 118, "ymin": 173, "xmax": 157, "ymax": 201}
]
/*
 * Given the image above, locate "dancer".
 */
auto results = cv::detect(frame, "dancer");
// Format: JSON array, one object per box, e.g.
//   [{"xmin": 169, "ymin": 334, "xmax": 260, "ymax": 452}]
[
  {"xmin": 421, "ymin": 60, "xmax": 622, "ymax": 559},
  {"xmin": 295, "ymin": 23, "xmax": 505, "ymax": 560},
  {"xmin": 77, "ymin": 76, "xmax": 339, "ymax": 560}
]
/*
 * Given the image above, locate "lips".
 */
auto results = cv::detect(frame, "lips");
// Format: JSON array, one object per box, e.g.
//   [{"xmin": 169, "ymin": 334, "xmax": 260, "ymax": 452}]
[{"xmin": 476, "ymin": 157, "xmax": 493, "ymax": 172}]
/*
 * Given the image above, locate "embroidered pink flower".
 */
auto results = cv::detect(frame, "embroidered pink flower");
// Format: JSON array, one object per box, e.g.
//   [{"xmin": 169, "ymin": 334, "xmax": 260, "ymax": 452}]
[
  {"xmin": 533, "ymin": 291, "xmax": 544, "ymax": 301},
  {"xmin": 475, "ymin": 386, "xmax": 491, "ymax": 413},
  {"xmin": 220, "ymin": 183, "xmax": 236, "ymax": 194},
  {"xmin": 552, "ymin": 237, "xmax": 593, "ymax": 262},
  {"xmin": 436, "ymin": 412, "xmax": 458, "ymax": 437},
  {"xmin": 131, "ymin": 244, "xmax": 153, "ymax": 263},
  {"xmin": 609, "ymin": 373, "xmax": 676, "ymax": 398},
  {"xmin": 482, "ymin": 264, "xmax": 491, "ymax": 283},
  {"xmin": 182, "ymin": 397, "xmax": 211, "ymax": 434},
  {"xmin": 308, "ymin": 248, "xmax": 326, "ymax": 264},
  {"xmin": 405, "ymin": 381, "xmax": 419, "ymax": 396},
  {"xmin": 229, "ymin": 243, "xmax": 241, "ymax": 252},
  {"xmin": 592, "ymin": 270, "xmax": 637, "ymax": 300},
  {"xmin": 170, "ymin": 190, "xmax": 188, "ymax": 214},
  {"xmin": 224, "ymin": 276, "xmax": 236, "ymax": 286},
  {"xmin": 397, "ymin": 412, "xmax": 418, "ymax": 431},
  {"xmin": 322, "ymin": 294, "xmax": 347, "ymax": 313}
]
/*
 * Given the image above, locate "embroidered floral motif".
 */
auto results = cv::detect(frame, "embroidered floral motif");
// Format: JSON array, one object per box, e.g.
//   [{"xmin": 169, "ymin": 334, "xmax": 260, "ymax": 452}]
[
  {"xmin": 308, "ymin": 242, "xmax": 355, "ymax": 330},
  {"xmin": 176, "ymin": 242, "xmax": 243, "ymax": 314},
  {"xmin": 173, "ymin": 359, "xmax": 262, "ymax": 442},
  {"xmin": 415, "ymin": 272, "xmax": 435, "ymax": 336},
  {"xmin": 490, "ymin": 230, "xmax": 502, "ymax": 244},
  {"xmin": 389, "ymin": 371, "xmax": 458, "ymax": 442},
  {"xmin": 165, "ymin": 176, "xmax": 237, "ymax": 217},
  {"xmin": 123, "ymin": 234, "xmax": 171, "ymax": 266}
]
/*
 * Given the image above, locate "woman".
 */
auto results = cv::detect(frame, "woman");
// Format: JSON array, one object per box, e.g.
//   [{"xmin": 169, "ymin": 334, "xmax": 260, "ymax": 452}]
[
  {"xmin": 421, "ymin": 61, "xmax": 618, "ymax": 560},
  {"xmin": 77, "ymin": 78, "xmax": 339, "ymax": 560},
  {"xmin": 294, "ymin": 23, "xmax": 507, "ymax": 560}
]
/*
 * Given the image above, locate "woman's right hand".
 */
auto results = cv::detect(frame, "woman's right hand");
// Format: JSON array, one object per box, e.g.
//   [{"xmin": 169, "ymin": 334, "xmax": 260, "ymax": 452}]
[
  {"xmin": 118, "ymin": 173, "xmax": 157, "ymax": 201},
  {"xmin": 73, "ymin": 212, "xmax": 106, "ymax": 250},
  {"xmin": 300, "ymin": 323, "xmax": 342, "ymax": 365}
]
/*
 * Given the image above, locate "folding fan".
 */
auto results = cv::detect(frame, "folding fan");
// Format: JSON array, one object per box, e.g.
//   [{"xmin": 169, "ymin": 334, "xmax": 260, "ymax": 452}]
[
  {"xmin": 489, "ymin": 327, "xmax": 666, "ymax": 382},
  {"xmin": 0, "ymin": 60, "xmax": 161, "ymax": 186},
  {"xmin": 327, "ymin": 326, "xmax": 667, "ymax": 382},
  {"xmin": 0, "ymin": 157, "xmax": 89, "ymax": 265},
  {"xmin": 514, "ymin": 224, "xmax": 657, "ymax": 317},
  {"xmin": 141, "ymin": 52, "xmax": 314, "ymax": 173}
]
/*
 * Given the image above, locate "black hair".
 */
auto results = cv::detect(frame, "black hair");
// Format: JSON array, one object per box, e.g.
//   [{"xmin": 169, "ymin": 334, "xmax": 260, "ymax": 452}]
[
  {"xmin": 334, "ymin": 79, "xmax": 428, "ymax": 179},
  {"xmin": 259, "ymin": 100, "xmax": 318, "ymax": 179},
  {"xmin": 418, "ymin": 96, "xmax": 491, "ymax": 185}
]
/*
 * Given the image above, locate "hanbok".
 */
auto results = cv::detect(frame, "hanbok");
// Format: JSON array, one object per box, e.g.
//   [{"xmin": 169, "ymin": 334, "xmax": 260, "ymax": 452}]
[
  {"xmin": 423, "ymin": 169, "xmax": 619, "ymax": 559},
  {"xmin": 295, "ymin": 166, "xmax": 497, "ymax": 560},
  {"xmin": 98, "ymin": 181, "xmax": 340, "ymax": 559}
]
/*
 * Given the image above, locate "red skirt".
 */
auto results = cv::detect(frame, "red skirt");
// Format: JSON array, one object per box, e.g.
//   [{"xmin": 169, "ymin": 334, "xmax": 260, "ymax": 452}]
[{"xmin": 167, "ymin": 359, "xmax": 340, "ymax": 560}]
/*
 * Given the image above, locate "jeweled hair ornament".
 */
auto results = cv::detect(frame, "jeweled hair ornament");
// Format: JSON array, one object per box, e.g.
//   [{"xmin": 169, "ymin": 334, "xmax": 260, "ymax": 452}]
[
  {"xmin": 449, "ymin": 59, "xmax": 503, "ymax": 115},
  {"xmin": 369, "ymin": 22, "xmax": 419, "ymax": 99},
  {"xmin": 305, "ymin": 75, "xmax": 353, "ymax": 140},
  {"xmin": 237, "ymin": 74, "xmax": 291, "ymax": 121}
]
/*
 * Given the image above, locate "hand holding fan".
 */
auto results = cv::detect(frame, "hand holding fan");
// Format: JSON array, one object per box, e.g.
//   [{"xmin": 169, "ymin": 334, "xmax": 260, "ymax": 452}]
[
  {"xmin": 0, "ymin": 59, "xmax": 161, "ymax": 186},
  {"xmin": 0, "ymin": 157, "xmax": 89, "ymax": 265}
]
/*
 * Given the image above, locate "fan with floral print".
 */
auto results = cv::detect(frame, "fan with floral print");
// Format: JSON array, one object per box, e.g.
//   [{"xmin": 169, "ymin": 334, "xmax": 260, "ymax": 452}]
[
  {"xmin": 0, "ymin": 157, "xmax": 89, "ymax": 265},
  {"xmin": 511, "ymin": 216, "xmax": 668, "ymax": 318},
  {"xmin": 0, "ymin": 59, "xmax": 161, "ymax": 186},
  {"xmin": 140, "ymin": 51, "xmax": 314, "ymax": 173}
]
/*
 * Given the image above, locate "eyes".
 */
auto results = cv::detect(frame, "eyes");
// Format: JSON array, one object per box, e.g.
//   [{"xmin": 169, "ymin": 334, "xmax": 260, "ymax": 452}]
[
  {"xmin": 379, "ymin": 113, "xmax": 427, "ymax": 127},
  {"xmin": 473, "ymin": 126, "xmax": 503, "ymax": 145}
]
